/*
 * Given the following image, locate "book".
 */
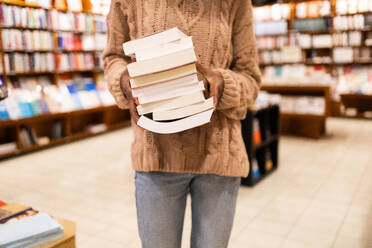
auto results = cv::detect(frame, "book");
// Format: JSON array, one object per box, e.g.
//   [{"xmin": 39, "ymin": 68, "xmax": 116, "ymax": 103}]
[
  {"xmin": 138, "ymin": 81, "xmax": 205, "ymax": 105},
  {"xmin": 135, "ymin": 37, "xmax": 194, "ymax": 62},
  {"xmin": 138, "ymin": 109, "xmax": 214, "ymax": 134},
  {"xmin": 153, "ymin": 97, "xmax": 214, "ymax": 121},
  {"xmin": 0, "ymin": 203, "xmax": 32, "ymax": 224},
  {"xmin": 132, "ymin": 73, "xmax": 198, "ymax": 97},
  {"xmin": 123, "ymin": 27, "xmax": 187, "ymax": 55},
  {"xmin": 252, "ymin": 119, "xmax": 262, "ymax": 145},
  {"xmin": 127, "ymin": 48, "xmax": 197, "ymax": 77},
  {"xmin": 0, "ymin": 213, "xmax": 64, "ymax": 248},
  {"xmin": 136, "ymin": 91, "xmax": 205, "ymax": 115},
  {"xmin": 130, "ymin": 64, "xmax": 197, "ymax": 89}
]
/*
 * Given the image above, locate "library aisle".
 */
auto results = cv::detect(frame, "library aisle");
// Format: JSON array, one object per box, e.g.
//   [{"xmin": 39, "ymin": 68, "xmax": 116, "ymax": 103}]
[{"xmin": 0, "ymin": 118, "xmax": 371, "ymax": 248}]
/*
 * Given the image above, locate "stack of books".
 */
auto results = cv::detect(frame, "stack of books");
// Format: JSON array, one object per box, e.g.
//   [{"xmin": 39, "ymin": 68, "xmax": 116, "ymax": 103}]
[
  {"xmin": 123, "ymin": 28, "xmax": 214, "ymax": 134},
  {"xmin": 0, "ymin": 202, "xmax": 64, "ymax": 248}
]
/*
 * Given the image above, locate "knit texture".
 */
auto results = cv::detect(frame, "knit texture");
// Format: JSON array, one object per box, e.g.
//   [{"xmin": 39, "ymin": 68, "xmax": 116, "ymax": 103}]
[{"xmin": 103, "ymin": 0, "xmax": 261, "ymax": 178}]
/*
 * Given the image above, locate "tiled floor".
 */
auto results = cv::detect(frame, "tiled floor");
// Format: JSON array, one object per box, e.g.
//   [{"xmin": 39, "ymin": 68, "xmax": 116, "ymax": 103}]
[{"xmin": 1, "ymin": 118, "xmax": 372, "ymax": 248}]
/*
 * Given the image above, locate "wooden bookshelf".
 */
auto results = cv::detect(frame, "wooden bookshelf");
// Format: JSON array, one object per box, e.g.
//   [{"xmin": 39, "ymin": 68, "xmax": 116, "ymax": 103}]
[
  {"xmin": 340, "ymin": 94, "xmax": 372, "ymax": 116},
  {"xmin": 261, "ymin": 84, "xmax": 330, "ymax": 139},
  {"xmin": 0, "ymin": 0, "xmax": 129, "ymax": 160},
  {"xmin": 254, "ymin": 0, "xmax": 372, "ymax": 119},
  {"xmin": 0, "ymin": 105, "xmax": 131, "ymax": 161}
]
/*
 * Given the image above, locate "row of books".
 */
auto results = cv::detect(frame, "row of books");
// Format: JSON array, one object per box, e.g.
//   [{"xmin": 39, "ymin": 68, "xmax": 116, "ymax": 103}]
[
  {"xmin": 296, "ymin": 1, "xmax": 331, "ymax": 19},
  {"xmin": 253, "ymin": 1, "xmax": 331, "ymax": 22},
  {"xmin": 336, "ymin": 0, "xmax": 372, "ymax": 15},
  {"xmin": 297, "ymin": 32, "xmax": 363, "ymax": 48},
  {"xmin": 262, "ymin": 65, "xmax": 334, "ymax": 85},
  {"xmin": 336, "ymin": 66, "xmax": 372, "ymax": 95},
  {"xmin": 259, "ymin": 46, "xmax": 303, "ymax": 64},
  {"xmin": 257, "ymin": 35, "xmax": 293, "ymax": 50},
  {"xmin": 0, "ymin": 76, "xmax": 115, "ymax": 120},
  {"xmin": 255, "ymin": 20, "xmax": 288, "ymax": 36},
  {"xmin": 2, "ymin": 29, "xmax": 53, "ymax": 51},
  {"xmin": 253, "ymin": 4, "xmax": 291, "ymax": 22},
  {"xmin": 0, "ymin": 4, "xmax": 107, "ymax": 33},
  {"xmin": 333, "ymin": 47, "xmax": 372, "ymax": 63},
  {"xmin": 4, "ymin": 52, "xmax": 55, "ymax": 74},
  {"xmin": 0, "ymin": 202, "xmax": 64, "ymax": 248},
  {"xmin": 334, "ymin": 14, "xmax": 367, "ymax": 31},
  {"xmin": 51, "ymin": 10, "xmax": 94, "ymax": 32},
  {"xmin": 56, "ymin": 52, "xmax": 95, "ymax": 72},
  {"xmin": 293, "ymin": 17, "xmax": 331, "ymax": 32},
  {"xmin": 280, "ymin": 96, "xmax": 326, "ymax": 116},
  {"xmin": 57, "ymin": 32, "xmax": 106, "ymax": 51},
  {"xmin": 0, "ymin": 4, "xmax": 49, "ymax": 29}
]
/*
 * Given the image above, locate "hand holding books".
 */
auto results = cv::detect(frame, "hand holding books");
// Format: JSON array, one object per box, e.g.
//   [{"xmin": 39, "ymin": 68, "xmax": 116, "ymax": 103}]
[
  {"xmin": 195, "ymin": 63, "xmax": 224, "ymax": 107},
  {"xmin": 120, "ymin": 68, "xmax": 140, "ymax": 123},
  {"xmin": 122, "ymin": 28, "xmax": 215, "ymax": 134}
]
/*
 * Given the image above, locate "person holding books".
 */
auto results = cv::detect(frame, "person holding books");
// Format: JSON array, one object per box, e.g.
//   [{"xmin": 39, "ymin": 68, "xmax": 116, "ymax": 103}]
[{"xmin": 103, "ymin": 1, "xmax": 261, "ymax": 248}]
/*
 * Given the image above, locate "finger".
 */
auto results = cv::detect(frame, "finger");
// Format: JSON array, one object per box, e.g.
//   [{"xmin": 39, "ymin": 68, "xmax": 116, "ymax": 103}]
[
  {"xmin": 195, "ymin": 62, "xmax": 207, "ymax": 75},
  {"xmin": 134, "ymin": 97, "xmax": 139, "ymax": 106},
  {"xmin": 128, "ymin": 99, "xmax": 140, "ymax": 123}
]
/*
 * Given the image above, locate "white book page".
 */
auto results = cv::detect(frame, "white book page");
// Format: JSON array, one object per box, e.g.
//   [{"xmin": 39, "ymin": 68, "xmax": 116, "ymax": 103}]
[
  {"xmin": 137, "ymin": 109, "xmax": 214, "ymax": 134},
  {"xmin": 138, "ymin": 81, "xmax": 204, "ymax": 105},
  {"xmin": 153, "ymin": 97, "xmax": 214, "ymax": 121},
  {"xmin": 135, "ymin": 37, "xmax": 194, "ymax": 62},
  {"xmin": 132, "ymin": 74, "xmax": 198, "ymax": 97}
]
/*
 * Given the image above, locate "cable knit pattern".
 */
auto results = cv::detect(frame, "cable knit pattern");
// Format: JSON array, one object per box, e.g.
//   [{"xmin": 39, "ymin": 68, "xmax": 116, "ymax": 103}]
[{"xmin": 103, "ymin": 0, "xmax": 261, "ymax": 178}]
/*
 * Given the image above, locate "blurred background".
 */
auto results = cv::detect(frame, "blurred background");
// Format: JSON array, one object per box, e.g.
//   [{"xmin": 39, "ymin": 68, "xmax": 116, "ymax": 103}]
[{"xmin": 0, "ymin": 0, "xmax": 371, "ymax": 248}]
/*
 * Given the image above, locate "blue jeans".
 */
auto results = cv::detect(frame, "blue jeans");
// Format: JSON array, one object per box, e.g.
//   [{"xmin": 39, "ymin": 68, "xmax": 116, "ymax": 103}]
[{"xmin": 135, "ymin": 172, "xmax": 241, "ymax": 248}]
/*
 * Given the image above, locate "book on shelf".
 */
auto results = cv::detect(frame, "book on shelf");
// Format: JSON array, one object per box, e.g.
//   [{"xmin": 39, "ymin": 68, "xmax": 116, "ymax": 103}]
[
  {"xmin": 66, "ymin": 0, "xmax": 82, "ymax": 12},
  {"xmin": 0, "ymin": 4, "xmax": 50, "ymax": 29},
  {"xmin": 253, "ymin": 119, "xmax": 262, "ymax": 145},
  {"xmin": 251, "ymin": 159, "xmax": 261, "ymax": 179},
  {"xmin": 123, "ymin": 27, "xmax": 214, "ymax": 134},
  {"xmin": 0, "ymin": 142, "xmax": 17, "ymax": 155},
  {"xmin": 265, "ymin": 150, "xmax": 273, "ymax": 172},
  {"xmin": 52, "ymin": 121, "xmax": 63, "ymax": 139}
]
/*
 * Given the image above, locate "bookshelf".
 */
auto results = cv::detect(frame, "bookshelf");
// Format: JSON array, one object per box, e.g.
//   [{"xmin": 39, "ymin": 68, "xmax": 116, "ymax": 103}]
[
  {"xmin": 241, "ymin": 105, "xmax": 280, "ymax": 186},
  {"xmin": 261, "ymin": 84, "xmax": 330, "ymax": 138},
  {"xmin": 254, "ymin": 0, "xmax": 372, "ymax": 118},
  {"xmin": 0, "ymin": 0, "xmax": 131, "ymax": 160}
]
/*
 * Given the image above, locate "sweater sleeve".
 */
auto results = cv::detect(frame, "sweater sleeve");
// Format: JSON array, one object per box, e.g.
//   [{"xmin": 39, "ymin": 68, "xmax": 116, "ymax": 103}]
[
  {"xmin": 216, "ymin": 0, "xmax": 261, "ymax": 120},
  {"xmin": 103, "ymin": 0, "xmax": 131, "ymax": 109}
]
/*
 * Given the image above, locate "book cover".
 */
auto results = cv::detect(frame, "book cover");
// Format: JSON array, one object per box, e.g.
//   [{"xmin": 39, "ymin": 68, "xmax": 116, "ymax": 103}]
[
  {"xmin": 127, "ymin": 48, "xmax": 197, "ymax": 78},
  {"xmin": 123, "ymin": 27, "xmax": 187, "ymax": 55}
]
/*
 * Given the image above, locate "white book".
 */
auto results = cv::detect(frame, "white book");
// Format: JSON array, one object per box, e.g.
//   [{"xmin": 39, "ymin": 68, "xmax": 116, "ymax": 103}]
[
  {"xmin": 0, "ymin": 213, "xmax": 64, "ymax": 247},
  {"xmin": 138, "ymin": 81, "xmax": 204, "ymax": 105},
  {"xmin": 127, "ymin": 48, "xmax": 197, "ymax": 78},
  {"xmin": 130, "ymin": 64, "xmax": 197, "ymax": 89},
  {"xmin": 137, "ymin": 109, "xmax": 213, "ymax": 134},
  {"xmin": 153, "ymin": 97, "xmax": 214, "ymax": 121},
  {"xmin": 123, "ymin": 27, "xmax": 187, "ymax": 55},
  {"xmin": 135, "ymin": 37, "xmax": 194, "ymax": 62},
  {"xmin": 132, "ymin": 74, "xmax": 198, "ymax": 97},
  {"xmin": 136, "ymin": 91, "xmax": 205, "ymax": 115}
]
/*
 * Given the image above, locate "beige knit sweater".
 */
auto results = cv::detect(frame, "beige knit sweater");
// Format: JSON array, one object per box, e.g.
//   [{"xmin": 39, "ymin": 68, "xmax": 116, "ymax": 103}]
[{"xmin": 103, "ymin": 0, "xmax": 261, "ymax": 178}]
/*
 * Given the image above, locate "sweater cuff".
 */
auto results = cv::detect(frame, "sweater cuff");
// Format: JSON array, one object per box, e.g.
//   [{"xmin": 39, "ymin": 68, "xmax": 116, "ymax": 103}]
[
  {"xmin": 106, "ymin": 67, "xmax": 129, "ymax": 109},
  {"xmin": 216, "ymin": 69, "xmax": 240, "ymax": 110}
]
